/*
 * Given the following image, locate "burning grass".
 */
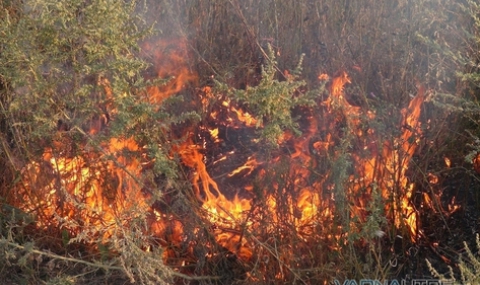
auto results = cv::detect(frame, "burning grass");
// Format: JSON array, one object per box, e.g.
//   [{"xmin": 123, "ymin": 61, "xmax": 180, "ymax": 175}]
[
  {"xmin": 3, "ymin": 40, "xmax": 436, "ymax": 283},
  {"xmin": 1, "ymin": 0, "xmax": 478, "ymax": 284}
]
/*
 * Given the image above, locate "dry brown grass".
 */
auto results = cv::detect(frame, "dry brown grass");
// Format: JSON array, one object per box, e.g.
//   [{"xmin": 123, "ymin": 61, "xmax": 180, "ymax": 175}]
[{"xmin": 1, "ymin": 0, "xmax": 477, "ymax": 284}]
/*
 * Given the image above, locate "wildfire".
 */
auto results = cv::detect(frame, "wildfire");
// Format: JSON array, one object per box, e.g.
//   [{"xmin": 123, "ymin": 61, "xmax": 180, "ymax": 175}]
[
  {"xmin": 11, "ymin": 37, "xmax": 452, "ymax": 281},
  {"xmin": 18, "ymin": 136, "xmax": 147, "ymax": 242},
  {"xmin": 142, "ymin": 37, "xmax": 198, "ymax": 105}
]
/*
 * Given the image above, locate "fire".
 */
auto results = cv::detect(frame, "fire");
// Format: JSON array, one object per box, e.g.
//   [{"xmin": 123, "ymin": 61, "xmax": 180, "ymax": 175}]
[
  {"xmin": 231, "ymin": 106, "xmax": 259, "ymax": 127},
  {"xmin": 444, "ymin": 157, "xmax": 451, "ymax": 168},
  {"xmin": 11, "ymin": 37, "xmax": 448, "ymax": 281},
  {"xmin": 215, "ymin": 97, "xmax": 260, "ymax": 128},
  {"xmin": 142, "ymin": 37, "xmax": 198, "ymax": 105},
  {"xmin": 319, "ymin": 70, "xmax": 423, "ymax": 239},
  {"xmin": 170, "ymin": 69, "xmax": 424, "ymax": 262},
  {"xmin": 14, "ymin": 38, "xmax": 201, "ymax": 249},
  {"xmin": 175, "ymin": 138, "xmax": 254, "ymax": 259},
  {"xmin": 228, "ymin": 156, "xmax": 259, "ymax": 177},
  {"xmin": 18, "ymin": 136, "xmax": 147, "ymax": 242}
]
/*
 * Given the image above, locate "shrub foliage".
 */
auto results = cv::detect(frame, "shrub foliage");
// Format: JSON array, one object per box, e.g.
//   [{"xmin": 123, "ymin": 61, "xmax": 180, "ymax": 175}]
[{"xmin": 1, "ymin": 0, "xmax": 480, "ymax": 284}]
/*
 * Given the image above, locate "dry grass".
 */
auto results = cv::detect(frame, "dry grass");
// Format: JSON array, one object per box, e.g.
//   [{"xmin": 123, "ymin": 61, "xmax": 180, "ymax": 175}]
[{"xmin": 1, "ymin": 0, "xmax": 478, "ymax": 284}]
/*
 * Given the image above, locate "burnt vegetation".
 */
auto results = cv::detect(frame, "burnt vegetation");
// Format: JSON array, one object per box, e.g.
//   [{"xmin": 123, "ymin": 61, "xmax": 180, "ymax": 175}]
[{"xmin": 1, "ymin": 0, "xmax": 480, "ymax": 284}]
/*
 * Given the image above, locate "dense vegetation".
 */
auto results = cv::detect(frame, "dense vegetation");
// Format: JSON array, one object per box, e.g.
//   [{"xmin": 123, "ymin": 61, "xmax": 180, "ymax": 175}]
[{"xmin": 1, "ymin": 0, "xmax": 480, "ymax": 284}]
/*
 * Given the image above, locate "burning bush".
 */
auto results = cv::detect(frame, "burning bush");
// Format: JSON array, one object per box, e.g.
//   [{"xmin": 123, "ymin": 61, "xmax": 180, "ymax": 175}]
[{"xmin": 0, "ymin": 0, "xmax": 478, "ymax": 284}]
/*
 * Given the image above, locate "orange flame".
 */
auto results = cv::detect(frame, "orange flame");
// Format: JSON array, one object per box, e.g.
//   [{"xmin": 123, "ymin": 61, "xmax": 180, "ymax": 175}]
[
  {"xmin": 19, "ymin": 137, "xmax": 147, "ymax": 242},
  {"xmin": 142, "ymin": 38, "xmax": 198, "ymax": 104},
  {"xmin": 12, "ymin": 35, "xmax": 442, "ymax": 280}
]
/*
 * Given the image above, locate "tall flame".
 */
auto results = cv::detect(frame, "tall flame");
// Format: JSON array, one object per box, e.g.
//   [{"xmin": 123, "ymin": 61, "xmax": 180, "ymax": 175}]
[{"xmin": 12, "ymin": 38, "xmax": 436, "ymax": 280}]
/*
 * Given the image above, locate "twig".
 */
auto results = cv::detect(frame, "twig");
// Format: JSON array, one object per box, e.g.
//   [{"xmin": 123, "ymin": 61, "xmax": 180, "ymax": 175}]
[
  {"xmin": 248, "ymin": 234, "xmax": 308, "ymax": 285},
  {"xmin": 0, "ymin": 239, "xmax": 220, "ymax": 281},
  {"xmin": 1, "ymin": 239, "xmax": 122, "ymax": 270}
]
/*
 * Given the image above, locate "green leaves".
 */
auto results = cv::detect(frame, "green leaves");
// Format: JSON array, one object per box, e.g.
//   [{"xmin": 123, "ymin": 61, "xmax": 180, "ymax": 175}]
[
  {"xmin": 223, "ymin": 45, "xmax": 317, "ymax": 147},
  {"xmin": 0, "ymin": 0, "xmax": 151, "ymax": 141}
]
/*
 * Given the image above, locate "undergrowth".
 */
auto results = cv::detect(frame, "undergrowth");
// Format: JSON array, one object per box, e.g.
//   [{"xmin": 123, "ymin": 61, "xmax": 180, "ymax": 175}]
[{"xmin": 1, "ymin": 0, "xmax": 479, "ymax": 284}]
